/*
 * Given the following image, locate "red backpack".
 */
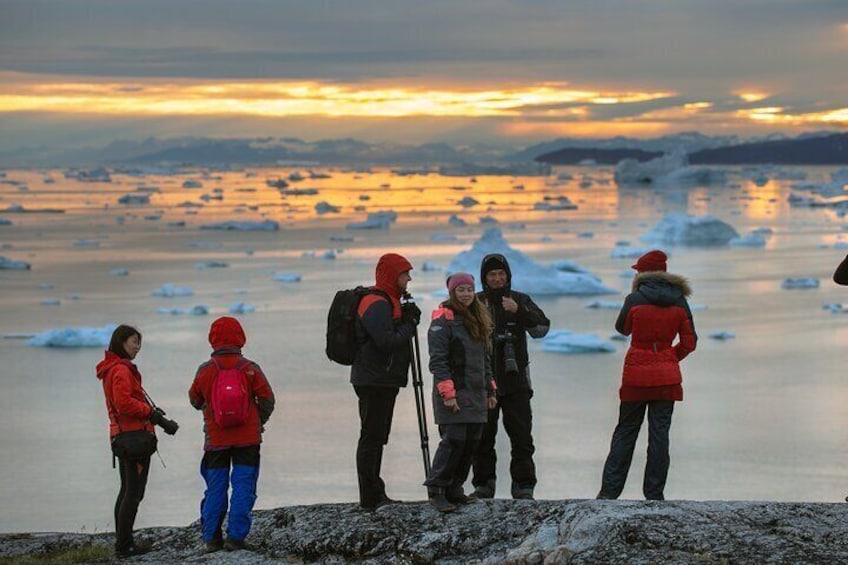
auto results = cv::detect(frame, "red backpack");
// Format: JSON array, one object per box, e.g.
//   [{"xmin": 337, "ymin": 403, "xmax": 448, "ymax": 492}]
[{"xmin": 210, "ymin": 357, "xmax": 251, "ymax": 428}]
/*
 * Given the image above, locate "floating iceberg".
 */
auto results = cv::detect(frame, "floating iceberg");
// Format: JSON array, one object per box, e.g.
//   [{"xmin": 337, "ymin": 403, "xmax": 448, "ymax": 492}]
[
  {"xmin": 0, "ymin": 256, "xmax": 30, "ymax": 270},
  {"xmin": 273, "ymin": 273, "xmax": 302, "ymax": 282},
  {"xmin": 614, "ymin": 149, "xmax": 726, "ymax": 186},
  {"xmin": 446, "ymin": 228, "xmax": 617, "ymax": 295},
  {"xmin": 151, "ymin": 284, "xmax": 195, "ymax": 297},
  {"xmin": 534, "ymin": 198, "xmax": 577, "ymax": 211},
  {"xmin": 457, "ymin": 196, "xmax": 479, "ymax": 208},
  {"xmin": 729, "ymin": 232, "xmax": 767, "ymax": 247},
  {"xmin": 40, "ymin": 299, "xmax": 60, "ymax": 306},
  {"xmin": 28, "ymin": 324, "xmax": 116, "ymax": 348},
  {"xmin": 448, "ymin": 215, "xmax": 467, "ymax": 227},
  {"xmin": 229, "ymin": 302, "xmax": 256, "ymax": 314},
  {"xmin": 781, "ymin": 278, "xmax": 819, "ymax": 289},
  {"xmin": 329, "ymin": 235, "xmax": 354, "ymax": 242},
  {"xmin": 540, "ymin": 330, "xmax": 617, "ymax": 354},
  {"xmin": 641, "ymin": 213, "xmax": 739, "ymax": 246},
  {"xmin": 195, "ymin": 261, "xmax": 229, "ymax": 270},
  {"xmin": 156, "ymin": 305, "xmax": 208, "ymax": 316},
  {"xmin": 346, "ymin": 211, "xmax": 397, "ymax": 230},
  {"xmin": 109, "ymin": 268, "xmax": 129, "ymax": 276},
  {"xmin": 182, "ymin": 180, "xmax": 203, "ymax": 188},
  {"xmin": 118, "ymin": 194, "xmax": 150, "ymax": 205},
  {"xmin": 708, "ymin": 331, "xmax": 736, "ymax": 340},
  {"xmin": 200, "ymin": 220, "xmax": 279, "ymax": 231},
  {"xmin": 315, "ymin": 202, "xmax": 340, "ymax": 215},
  {"xmin": 0, "ymin": 218, "xmax": 11, "ymax": 225}
]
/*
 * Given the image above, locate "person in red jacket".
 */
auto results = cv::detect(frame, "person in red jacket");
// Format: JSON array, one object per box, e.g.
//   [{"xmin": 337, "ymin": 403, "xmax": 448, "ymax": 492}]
[
  {"xmin": 96, "ymin": 324, "xmax": 178, "ymax": 559},
  {"xmin": 597, "ymin": 250, "xmax": 697, "ymax": 500},
  {"xmin": 189, "ymin": 316, "xmax": 275, "ymax": 553}
]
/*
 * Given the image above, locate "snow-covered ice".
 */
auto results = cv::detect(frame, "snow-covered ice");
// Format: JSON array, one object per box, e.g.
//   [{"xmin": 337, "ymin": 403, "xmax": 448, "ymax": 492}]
[
  {"xmin": 614, "ymin": 149, "xmax": 727, "ymax": 186},
  {"xmin": 27, "ymin": 324, "xmax": 116, "ymax": 348},
  {"xmin": 641, "ymin": 213, "xmax": 739, "ymax": 246},
  {"xmin": 539, "ymin": 330, "xmax": 617, "ymax": 354}
]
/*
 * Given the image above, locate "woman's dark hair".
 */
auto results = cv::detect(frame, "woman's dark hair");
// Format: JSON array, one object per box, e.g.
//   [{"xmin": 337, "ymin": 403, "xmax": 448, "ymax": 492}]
[{"xmin": 108, "ymin": 324, "xmax": 142, "ymax": 359}]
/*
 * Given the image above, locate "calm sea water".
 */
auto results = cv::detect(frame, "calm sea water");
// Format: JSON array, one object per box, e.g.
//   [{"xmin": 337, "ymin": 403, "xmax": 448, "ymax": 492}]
[{"xmin": 1, "ymin": 165, "xmax": 847, "ymax": 533}]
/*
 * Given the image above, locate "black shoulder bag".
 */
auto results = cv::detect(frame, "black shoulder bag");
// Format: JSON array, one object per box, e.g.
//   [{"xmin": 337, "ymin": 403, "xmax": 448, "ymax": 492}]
[{"xmin": 107, "ymin": 385, "xmax": 158, "ymax": 463}]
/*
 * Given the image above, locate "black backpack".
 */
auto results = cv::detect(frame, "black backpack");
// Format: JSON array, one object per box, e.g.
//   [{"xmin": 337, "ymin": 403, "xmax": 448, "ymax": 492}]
[{"xmin": 326, "ymin": 286, "xmax": 389, "ymax": 365}]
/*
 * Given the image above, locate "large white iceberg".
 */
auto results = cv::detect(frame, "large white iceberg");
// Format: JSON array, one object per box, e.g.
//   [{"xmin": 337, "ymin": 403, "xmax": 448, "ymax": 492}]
[
  {"xmin": 540, "ymin": 330, "xmax": 617, "ymax": 354},
  {"xmin": 446, "ymin": 228, "xmax": 617, "ymax": 295},
  {"xmin": 641, "ymin": 213, "xmax": 739, "ymax": 246},
  {"xmin": 614, "ymin": 149, "xmax": 726, "ymax": 186},
  {"xmin": 200, "ymin": 220, "xmax": 279, "ymax": 231},
  {"xmin": 28, "ymin": 324, "xmax": 116, "ymax": 348}
]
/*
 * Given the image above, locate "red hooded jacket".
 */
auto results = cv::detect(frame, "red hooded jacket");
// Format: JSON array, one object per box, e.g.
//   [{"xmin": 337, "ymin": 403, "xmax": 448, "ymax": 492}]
[
  {"xmin": 97, "ymin": 351, "xmax": 154, "ymax": 439},
  {"xmin": 189, "ymin": 317, "xmax": 275, "ymax": 450}
]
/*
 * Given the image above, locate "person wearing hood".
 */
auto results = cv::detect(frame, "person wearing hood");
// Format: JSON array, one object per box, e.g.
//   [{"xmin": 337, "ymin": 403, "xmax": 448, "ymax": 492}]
[
  {"xmin": 96, "ymin": 324, "xmax": 179, "ymax": 559},
  {"xmin": 597, "ymin": 250, "xmax": 697, "ymax": 501},
  {"xmin": 471, "ymin": 254, "xmax": 550, "ymax": 500},
  {"xmin": 189, "ymin": 316, "xmax": 275, "ymax": 553},
  {"xmin": 351, "ymin": 253, "xmax": 421, "ymax": 511}
]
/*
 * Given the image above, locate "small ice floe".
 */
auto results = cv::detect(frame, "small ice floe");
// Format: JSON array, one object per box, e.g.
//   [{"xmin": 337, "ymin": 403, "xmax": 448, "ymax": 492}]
[
  {"xmin": 540, "ymin": 236, "xmax": 553, "ymax": 242},
  {"xmin": 781, "ymin": 278, "xmax": 819, "ymax": 289},
  {"xmin": 302, "ymin": 251, "xmax": 316, "ymax": 258},
  {"xmin": 186, "ymin": 241, "xmax": 223, "ymax": 249},
  {"xmin": 200, "ymin": 220, "xmax": 279, "ymax": 231},
  {"xmin": 27, "ymin": 324, "xmax": 116, "ymax": 348},
  {"xmin": 729, "ymin": 232, "xmax": 767, "ymax": 247},
  {"xmin": 177, "ymin": 201, "xmax": 204, "ymax": 208},
  {"xmin": 168, "ymin": 221, "xmax": 186, "ymax": 228},
  {"xmin": 359, "ymin": 195, "xmax": 371, "ymax": 201},
  {"xmin": 330, "ymin": 235, "xmax": 354, "ymax": 242},
  {"xmin": 614, "ymin": 148, "xmax": 726, "ymax": 186},
  {"xmin": 118, "ymin": 194, "xmax": 150, "ymax": 205},
  {"xmin": 38, "ymin": 283, "xmax": 54, "ymax": 290},
  {"xmin": 68, "ymin": 294, "xmax": 81, "ymax": 301},
  {"xmin": 346, "ymin": 211, "xmax": 397, "ymax": 230},
  {"xmin": 458, "ymin": 196, "xmax": 479, "ymax": 208},
  {"xmin": 229, "ymin": 302, "xmax": 256, "ymax": 314},
  {"xmin": 280, "ymin": 187, "xmax": 318, "ymax": 196},
  {"xmin": 534, "ymin": 197, "xmax": 577, "ymax": 211},
  {"xmin": 430, "ymin": 233, "xmax": 458, "ymax": 242},
  {"xmin": 641, "ymin": 213, "xmax": 739, "ymax": 246},
  {"xmin": 71, "ymin": 168, "xmax": 112, "ymax": 182},
  {"xmin": 74, "ymin": 239, "xmax": 100, "ymax": 248},
  {"xmin": 156, "ymin": 305, "xmax": 209, "ymax": 316},
  {"xmin": 448, "ymin": 214, "xmax": 467, "ymax": 227},
  {"xmin": 506, "ymin": 223, "xmax": 526, "ymax": 231},
  {"xmin": 833, "ymin": 241, "xmax": 848, "ymax": 250},
  {"xmin": 421, "ymin": 262, "xmax": 441, "ymax": 271},
  {"xmin": 273, "ymin": 273, "xmax": 302, "ymax": 282},
  {"xmin": 540, "ymin": 330, "xmax": 616, "ymax": 354},
  {"xmin": 585, "ymin": 300, "xmax": 622, "ymax": 310},
  {"xmin": 144, "ymin": 214, "xmax": 161, "ymax": 221},
  {"xmin": 182, "ymin": 180, "xmax": 203, "ymax": 188},
  {"xmin": 322, "ymin": 250, "xmax": 337, "ymax": 260},
  {"xmin": 40, "ymin": 299, "xmax": 61, "ymax": 306},
  {"xmin": 752, "ymin": 227, "xmax": 773, "ymax": 236},
  {"xmin": 315, "ymin": 201, "xmax": 340, "ymax": 215},
  {"xmin": 577, "ymin": 232, "xmax": 594, "ymax": 239},
  {"xmin": 708, "ymin": 331, "xmax": 736, "ymax": 340},
  {"xmin": 151, "ymin": 284, "xmax": 195, "ymax": 297},
  {"xmin": 199, "ymin": 193, "xmax": 222, "ymax": 202},
  {"xmin": 823, "ymin": 303, "xmax": 845, "ymax": 313},
  {"xmin": 0, "ymin": 218, "xmax": 11, "ymax": 225},
  {"xmin": 289, "ymin": 171, "xmax": 305, "ymax": 182},
  {"xmin": 447, "ymin": 228, "xmax": 616, "ymax": 295},
  {"xmin": 479, "ymin": 216, "xmax": 498, "ymax": 224},
  {"xmin": 109, "ymin": 268, "xmax": 129, "ymax": 276},
  {"xmin": 309, "ymin": 171, "xmax": 332, "ymax": 179},
  {"xmin": 550, "ymin": 260, "xmax": 590, "ymax": 274},
  {"xmin": 0, "ymin": 256, "xmax": 30, "ymax": 270},
  {"xmin": 195, "ymin": 261, "xmax": 229, "ymax": 270}
]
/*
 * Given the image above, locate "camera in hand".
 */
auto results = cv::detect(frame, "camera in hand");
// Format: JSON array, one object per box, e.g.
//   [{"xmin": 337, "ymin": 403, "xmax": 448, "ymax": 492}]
[{"xmin": 493, "ymin": 323, "xmax": 520, "ymax": 377}]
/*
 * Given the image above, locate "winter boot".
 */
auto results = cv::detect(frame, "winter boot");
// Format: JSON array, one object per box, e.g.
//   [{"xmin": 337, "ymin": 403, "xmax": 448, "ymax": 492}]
[
  {"xmin": 511, "ymin": 483, "xmax": 534, "ymax": 500},
  {"xmin": 427, "ymin": 487, "xmax": 457, "ymax": 513},
  {"xmin": 446, "ymin": 486, "xmax": 477, "ymax": 505},
  {"xmin": 472, "ymin": 479, "xmax": 496, "ymax": 499}
]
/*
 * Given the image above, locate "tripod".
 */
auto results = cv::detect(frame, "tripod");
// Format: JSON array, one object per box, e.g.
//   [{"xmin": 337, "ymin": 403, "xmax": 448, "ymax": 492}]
[{"xmin": 404, "ymin": 296, "xmax": 432, "ymax": 478}]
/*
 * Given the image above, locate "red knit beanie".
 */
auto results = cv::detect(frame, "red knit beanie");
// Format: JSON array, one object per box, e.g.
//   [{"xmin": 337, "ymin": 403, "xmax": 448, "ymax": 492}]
[{"xmin": 632, "ymin": 250, "xmax": 667, "ymax": 273}]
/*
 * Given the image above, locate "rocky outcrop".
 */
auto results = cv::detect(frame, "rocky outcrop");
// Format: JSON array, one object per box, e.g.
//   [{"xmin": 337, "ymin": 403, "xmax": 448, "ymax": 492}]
[{"xmin": 2, "ymin": 500, "xmax": 847, "ymax": 564}]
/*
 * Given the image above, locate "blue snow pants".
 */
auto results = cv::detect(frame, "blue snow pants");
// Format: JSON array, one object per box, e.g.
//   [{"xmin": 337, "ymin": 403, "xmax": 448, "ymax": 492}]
[{"xmin": 200, "ymin": 444, "xmax": 260, "ymax": 542}]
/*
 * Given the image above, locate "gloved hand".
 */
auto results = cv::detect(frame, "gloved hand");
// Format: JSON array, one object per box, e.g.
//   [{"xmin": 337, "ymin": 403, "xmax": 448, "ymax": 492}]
[
  {"xmin": 150, "ymin": 407, "xmax": 180, "ymax": 435},
  {"xmin": 401, "ymin": 302, "xmax": 422, "ymax": 326}
]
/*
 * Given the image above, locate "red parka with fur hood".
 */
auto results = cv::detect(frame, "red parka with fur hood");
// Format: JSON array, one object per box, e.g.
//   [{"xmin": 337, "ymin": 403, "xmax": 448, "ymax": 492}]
[
  {"xmin": 615, "ymin": 271, "xmax": 697, "ymax": 402},
  {"xmin": 97, "ymin": 351, "xmax": 155, "ymax": 439}
]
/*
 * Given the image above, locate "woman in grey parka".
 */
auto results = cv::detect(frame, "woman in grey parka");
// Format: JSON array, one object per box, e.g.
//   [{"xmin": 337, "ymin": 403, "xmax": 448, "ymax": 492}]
[{"xmin": 424, "ymin": 272, "xmax": 497, "ymax": 512}]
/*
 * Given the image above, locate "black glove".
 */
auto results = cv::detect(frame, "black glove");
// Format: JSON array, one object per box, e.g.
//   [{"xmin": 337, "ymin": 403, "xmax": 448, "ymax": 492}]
[
  {"xmin": 401, "ymin": 302, "xmax": 422, "ymax": 326},
  {"xmin": 150, "ymin": 407, "xmax": 180, "ymax": 436}
]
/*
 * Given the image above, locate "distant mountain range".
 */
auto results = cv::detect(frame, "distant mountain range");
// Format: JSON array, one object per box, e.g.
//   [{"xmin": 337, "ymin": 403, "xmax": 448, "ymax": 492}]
[{"xmin": 1, "ymin": 130, "xmax": 846, "ymax": 168}]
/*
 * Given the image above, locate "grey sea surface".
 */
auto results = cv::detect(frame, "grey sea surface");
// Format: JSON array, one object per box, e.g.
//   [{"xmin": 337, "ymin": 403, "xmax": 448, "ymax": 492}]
[{"xmin": 0, "ymin": 165, "xmax": 846, "ymax": 533}]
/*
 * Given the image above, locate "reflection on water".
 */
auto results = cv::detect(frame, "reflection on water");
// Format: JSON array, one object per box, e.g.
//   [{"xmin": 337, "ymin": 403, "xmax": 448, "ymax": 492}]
[{"xmin": 1, "ymin": 165, "xmax": 847, "ymax": 532}]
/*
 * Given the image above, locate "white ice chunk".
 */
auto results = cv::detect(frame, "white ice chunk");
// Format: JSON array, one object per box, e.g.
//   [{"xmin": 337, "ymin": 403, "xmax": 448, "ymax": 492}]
[
  {"xmin": 229, "ymin": 302, "xmax": 256, "ymax": 314},
  {"xmin": 346, "ymin": 211, "xmax": 397, "ymax": 230},
  {"xmin": 200, "ymin": 220, "xmax": 279, "ymax": 231},
  {"xmin": 781, "ymin": 278, "xmax": 819, "ymax": 289},
  {"xmin": 641, "ymin": 213, "xmax": 739, "ymax": 246},
  {"xmin": 273, "ymin": 273, "xmax": 302, "ymax": 282},
  {"xmin": 447, "ymin": 228, "xmax": 616, "ymax": 295},
  {"xmin": 151, "ymin": 284, "xmax": 195, "ymax": 297},
  {"xmin": 28, "ymin": 324, "xmax": 116, "ymax": 348},
  {"xmin": 540, "ymin": 330, "xmax": 617, "ymax": 354},
  {"xmin": 0, "ymin": 256, "xmax": 30, "ymax": 270},
  {"xmin": 614, "ymin": 148, "xmax": 727, "ymax": 186}
]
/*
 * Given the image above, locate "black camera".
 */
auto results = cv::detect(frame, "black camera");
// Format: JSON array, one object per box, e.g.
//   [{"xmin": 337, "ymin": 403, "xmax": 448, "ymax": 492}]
[{"xmin": 493, "ymin": 324, "xmax": 519, "ymax": 377}]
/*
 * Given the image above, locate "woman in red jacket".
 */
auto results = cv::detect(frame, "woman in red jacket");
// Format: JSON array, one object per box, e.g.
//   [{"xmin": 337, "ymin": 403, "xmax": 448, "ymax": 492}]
[
  {"xmin": 96, "ymin": 325, "xmax": 178, "ymax": 558},
  {"xmin": 597, "ymin": 250, "xmax": 697, "ymax": 501}
]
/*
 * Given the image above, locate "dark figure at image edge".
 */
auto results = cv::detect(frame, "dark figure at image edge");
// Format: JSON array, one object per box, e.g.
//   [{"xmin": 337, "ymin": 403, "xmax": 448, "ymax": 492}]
[
  {"xmin": 189, "ymin": 316, "xmax": 275, "ymax": 553},
  {"xmin": 351, "ymin": 253, "xmax": 421, "ymax": 510},
  {"xmin": 597, "ymin": 250, "xmax": 697, "ymax": 501},
  {"xmin": 471, "ymin": 254, "xmax": 550, "ymax": 500},
  {"xmin": 832, "ymin": 254, "xmax": 848, "ymax": 503},
  {"xmin": 424, "ymin": 272, "xmax": 497, "ymax": 512},
  {"xmin": 97, "ymin": 325, "xmax": 179, "ymax": 559}
]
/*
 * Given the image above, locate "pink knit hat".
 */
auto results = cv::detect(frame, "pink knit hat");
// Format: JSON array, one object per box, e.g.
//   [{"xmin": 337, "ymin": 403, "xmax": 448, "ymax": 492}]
[{"xmin": 446, "ymin": 272, "xmax": 475, "ymax": 293}]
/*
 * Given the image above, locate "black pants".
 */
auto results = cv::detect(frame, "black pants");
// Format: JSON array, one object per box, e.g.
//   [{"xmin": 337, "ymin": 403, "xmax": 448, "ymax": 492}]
[
  {"xmin": 600, "ymin": 400, "xmax": 675, "ymax": 500},
  {"xmin": 354, "ymin": 385, "xmax": 399, "ymax": 507},
  {"xmin": 472, "ymin": 389, "xmax": 536, "ymax": 492},
  {"xmin": 115, "ymin": 456, "xmax": 151, "ymax": 552},
  {"xmin": 424, "ymin": 423, "xmax": 483, "ymax": 493}
]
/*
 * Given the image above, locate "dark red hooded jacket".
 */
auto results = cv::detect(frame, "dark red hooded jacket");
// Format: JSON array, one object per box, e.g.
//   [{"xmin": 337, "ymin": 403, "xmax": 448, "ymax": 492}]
[
  {"xmin": 189, "ymin": 317, "xmax": 275, "ymax": 450},
  {"xmin": 97, "ymin": 351, "xmax": 154, "ymax": 439}
]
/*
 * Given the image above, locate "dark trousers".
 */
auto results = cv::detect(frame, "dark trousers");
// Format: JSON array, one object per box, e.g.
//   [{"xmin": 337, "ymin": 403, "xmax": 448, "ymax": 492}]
[
  {"xmin": 114, "ymin": 456, "xmax": 151, "ymax": 552},
  {"xmin": 472, "ymin": 390, "xmax": 536, "ymax": 492},
  {"xmin": 600, "ymin": 400, "xmax": 675, "ymax": 500},
  {"xmin": 424, "ymin": 423, "xmax": 484, "ymax": 493},
  {"xmin": 354, "ymin": 385, "xmax": 399, "ymax": 507},
  {"xmin": 200, "ymin": 445, "xmax": 261, "ymax": 542}
]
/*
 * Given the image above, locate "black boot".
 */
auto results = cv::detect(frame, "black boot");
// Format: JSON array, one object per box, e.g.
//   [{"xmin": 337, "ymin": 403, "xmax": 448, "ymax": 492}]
[
  {"xmin": 446, "ymin": 486, "xmax": 477, "ymax": 505},
  {"xmin": 427, "ymin": 487, "xmax": 457, "ymax": 513},
  {"xmin": 473, "ymin": 479, "xmax": 496, "ymax": 499}
]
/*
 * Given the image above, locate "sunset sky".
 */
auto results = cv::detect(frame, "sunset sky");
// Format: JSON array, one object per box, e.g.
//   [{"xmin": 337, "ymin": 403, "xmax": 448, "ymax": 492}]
[{"xmin": 1, "ymin": 0, "xmax": 847, "ymax": 150}]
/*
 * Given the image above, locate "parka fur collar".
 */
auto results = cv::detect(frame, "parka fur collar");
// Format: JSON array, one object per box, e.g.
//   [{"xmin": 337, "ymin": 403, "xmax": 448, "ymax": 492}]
[{"xmin": 632, "ymin": 271, "xmax": 692, "ymax": 297}]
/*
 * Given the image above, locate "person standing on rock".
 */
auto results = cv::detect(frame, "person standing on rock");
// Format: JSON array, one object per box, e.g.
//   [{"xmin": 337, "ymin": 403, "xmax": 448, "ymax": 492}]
[
  {"xmin": 351, "ymin": 253, "xmax": 421, "ymax": 511},
  {"xmin": 424, "ymin": 273, "xmax": 497, "ymax": 512},
  {"xmin": 597, "ymin": 250, "xmax": 697, "ymax": 501},
  {"xmin": 189, "ymin": 316, "xmax": 275, "ymax": 553},
  {"xmin": 471, "ymin": 254, "xmax": 550, "ymax": 500},
  {"xmin": 97, "ymin": 324, "xmax": 179, "ymax": 559}
]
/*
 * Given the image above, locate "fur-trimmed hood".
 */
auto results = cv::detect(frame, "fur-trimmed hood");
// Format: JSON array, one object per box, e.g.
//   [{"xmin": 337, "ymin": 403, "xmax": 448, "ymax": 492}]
[{"xmin": 632, "ymin": 271, "xmax": 692, "ymax": 306}]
